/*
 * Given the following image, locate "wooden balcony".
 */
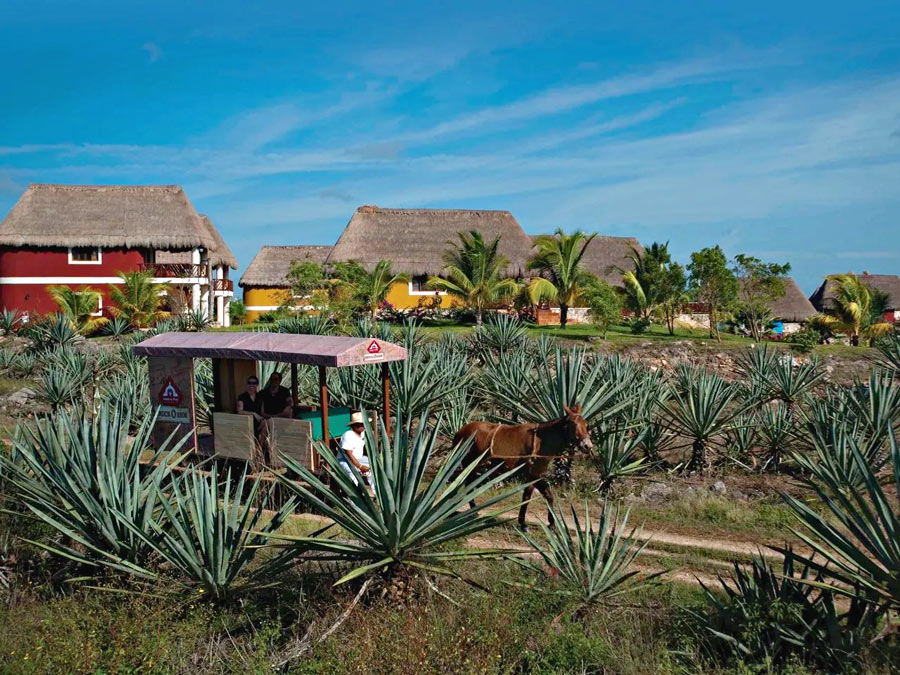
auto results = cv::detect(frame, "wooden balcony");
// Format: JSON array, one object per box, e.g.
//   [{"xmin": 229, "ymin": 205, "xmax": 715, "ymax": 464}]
[
  {"xmin": 213, "ymin": 279, "xmax": 234, "ymax": 292},
  {"xmin": 139, "ymin": 262, "xmax": 208, "ymax": 278}
]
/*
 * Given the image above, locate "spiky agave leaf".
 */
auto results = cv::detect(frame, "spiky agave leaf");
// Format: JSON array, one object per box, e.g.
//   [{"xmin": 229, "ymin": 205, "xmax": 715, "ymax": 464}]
[
  {"xmin": 517, "ymin": 501, "xmax": 659, "ymax": 604},
  {"xmin": 479, "ymin": 344, "xmax": 632, "ymax": 424},
  {"xmin": 1, "ymin": 402, "xmax": 191, "ymax": 576},
  {"xmin": 269, "ymin": 412, "xmax": 525, "ymax": 584},
  {"xmin": 592, "ymin": 427, "xmax": 648, "ymax": 493},
  {"xmin": 780, "ymin": 428, "xmax": 900, "ymax": 610},
  {"xmin": 756, "ymin": 402, "xmax": 798, "ymax": 471},
  {"xmin": 125, "ymin": 466, "xmax": 296, "ymax": 599},
  {"xmin": 691, "ymin": 551, "xmax": 882, "ymax": 671},
  {"xmin": 769, "ymin": 353, "xmax": 824, "ymax": 408}
]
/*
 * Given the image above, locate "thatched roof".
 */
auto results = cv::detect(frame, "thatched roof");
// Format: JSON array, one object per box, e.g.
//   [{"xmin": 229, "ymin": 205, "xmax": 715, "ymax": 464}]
[
  {"xmin": 240, "ymin": 245, "xmax": 333, "ymax": 288},
  {"xmin": 0, "ymin": 184, "xmax": 232, "ymax": 264},
  {"xmin": 327, "ymin": 205, "xmax": 534, "ymax": 276},
  {"xmin": 530, "ymin": 234, "xmax": 642, "ymax": 286},
  {"xmin": 740, "ymin": 277, "xmax": 816, "ymax": 322},
  {"xmin": 810, "ymin": 273, "xmax": 900, "ymax": 311},
  {"xmin": 198, "ymin": 215, "xmax": 237, "ymax": 269}
]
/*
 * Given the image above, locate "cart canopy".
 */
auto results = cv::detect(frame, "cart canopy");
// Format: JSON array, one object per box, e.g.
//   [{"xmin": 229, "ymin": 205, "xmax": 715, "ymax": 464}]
[{"xmin": 134, "ymin": 331, "xmax": 407, "ymax": 367}]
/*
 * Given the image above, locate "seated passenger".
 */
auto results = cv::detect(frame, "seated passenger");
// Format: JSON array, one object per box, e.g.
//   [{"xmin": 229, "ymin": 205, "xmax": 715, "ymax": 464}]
[
  {"xmin": 337, "ymin": 412, "xmax": 370, "ymax": 486},
  {"xmin": 236, "ymin": 375, "xmax": 264, "ymax": 438},
  {"xmin": 260, "ymin": 372, "xmax": 293, "ymax": 419}
]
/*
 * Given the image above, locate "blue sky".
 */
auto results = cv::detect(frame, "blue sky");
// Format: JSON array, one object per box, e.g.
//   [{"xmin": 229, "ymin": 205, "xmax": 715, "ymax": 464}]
[{"xmin": 1, "ymin": 1, "xmax": 899, "ymax": 295}]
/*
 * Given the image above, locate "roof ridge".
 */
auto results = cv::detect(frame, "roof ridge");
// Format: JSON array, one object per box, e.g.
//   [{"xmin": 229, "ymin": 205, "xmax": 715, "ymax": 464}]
[
  {"xmin": 27, "ymin": 183, "xmax": 183, "ymax": 192},
  {"xmin": 356, "ymin": 205, "xmax": 513, "ymax": 216}
]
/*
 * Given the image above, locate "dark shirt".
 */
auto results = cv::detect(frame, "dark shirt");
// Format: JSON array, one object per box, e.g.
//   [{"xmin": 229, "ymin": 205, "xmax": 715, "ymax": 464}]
[
  {"xmin": 261, "ymin": 385, "xmax": 292, "ymax": 417},
  {"xmin": 237, "ymin": 392, "xmax": 262, "ymax": 434}
]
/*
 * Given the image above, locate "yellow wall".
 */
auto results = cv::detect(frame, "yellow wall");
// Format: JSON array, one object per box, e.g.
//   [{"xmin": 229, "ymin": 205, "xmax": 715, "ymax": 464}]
[
  {"xmin": 384, "ymin": 280, "xmax": 460, "ymax": 310},
  {"xmin": 244, "ymin": 281, "xmax": 460, "ymax": 323},
  {"xmin": 243, "ymin": 287, "xmax": 291, "ymax": 323}
]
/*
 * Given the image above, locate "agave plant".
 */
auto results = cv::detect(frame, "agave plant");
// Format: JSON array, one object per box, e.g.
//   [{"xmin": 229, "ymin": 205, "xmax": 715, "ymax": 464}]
[
  {"xmin": 0, "ymin": 403, "xmax": 190, "ymax": 575},
  {"xmin": 0, "ymin": 348, "xmax": 17, "ymax": 372},
  {"xmin": 792, "ymin": 417, "xmax": 890, "ymax": 493},
  {"xmin": 0, "ymin": 308, "xmax": 22, "ymax": 335},
  {"xmin": 34, "ymin": 367, "xmax": 87, "ymax": 411},
  {"xmin": 843, "ymin": 371, "xmax": 900, "ymax": 443},
  {"xmin": 875, "ymin": 334, "xmax": 900, "ymax": 376},
  {"xmin": 769, "ymin": 353, "xmax": 824, "ymax": 411},
  {"xmin": 756, "ymin": 402, "xmax": 798, "ymax": 471},
  {"xmin": 781, "ymin": 428, "xmax": 900, "ymax": 611},
  {"xmin": 177, "ymin": 309, "xmax": 212, "ymax": 332},
  {"xmin": 480, "ymin": 344, "xmax": 631, "ymax": 425},
  {"xmin": 103, "ymin": 316, "xmax": 131, "ymax": 340},
  {"xmin": 269, "ymin": 414, "xmax": 523, "ymax": 585},
  {"xmin": 351, "ymin": 317, "xmax": 395, "ymax": 342},
  {"xmin": 193, "ymin": 358, "xmax": 215, "ymax": 429},
  {"xmin": 11, "ymin": 351, "xmax": 36, "ymax": 377},
  {"xmin": 734, "ymin": 343, "xmax": 779, "ymax": 399},
  {"xmin": 388, "ymin": 344, "xmax": 470, "ymax": 420},
  {"xmin": 693, "ymin": 551, "xmax": 882, "ymax": 672},
  {"xmin": 100, "ymin": 371, "xmax": 151, "ymax": 428},
  {"xmin": 592, "ymin": 428, "xmax": 648, "ymax": 493},
  {"xmin": 129, "ymin": 466, "xmax": 296, "ymax": 600},
  {"xmin": 725, "ymin": 413, "xmax": 758, "ymax": 466},
  {"xmin": 437, "ymin": 386, "xmax": 475, "ymax": 438},
  {"xmin": 273, "ymin": 314, "xmax": 334, "ymax": 335},
  {"xmin": 469, "ymin": 313, "xmax": 528, "ymax": 358},
  {"xmin": 25, "ymin": 313, "xmax": 78, "ymax": 351},
  {"xmin": 661, "ymin": 372, "xmax": 747, "ymax": 473},
  {"xmin": 517, "ymin": 501, "xmax": 659, "ymax": 605}
]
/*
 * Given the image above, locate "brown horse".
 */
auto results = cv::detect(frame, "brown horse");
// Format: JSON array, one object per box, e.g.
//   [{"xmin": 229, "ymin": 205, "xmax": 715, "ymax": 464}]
[{"xmin": 452, "ymin": 404, "xmax": 593, "ymax": 530}]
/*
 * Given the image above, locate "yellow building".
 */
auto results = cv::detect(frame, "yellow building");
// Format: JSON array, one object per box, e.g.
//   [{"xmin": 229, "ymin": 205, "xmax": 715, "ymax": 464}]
[
  {"xmin": 239, "ymin": 205, "xmax": 641, "ymax": 323},
  {"xmin": 240, "ymin": 245, "xmax": 332, "ymax": 323}
]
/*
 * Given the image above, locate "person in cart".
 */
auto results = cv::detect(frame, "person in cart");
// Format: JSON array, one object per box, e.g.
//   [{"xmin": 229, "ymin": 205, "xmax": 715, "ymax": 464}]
[
  {"xmin": 260, "ymin": 371, "xmax": 293, "ymax": 419},
  {"xmin": 337, "ymin": 412, "xmax": 370, "ymax": 485},
  {"xmin": 236, "ymin": 375, "xmax": 265, "ymax": 440}
]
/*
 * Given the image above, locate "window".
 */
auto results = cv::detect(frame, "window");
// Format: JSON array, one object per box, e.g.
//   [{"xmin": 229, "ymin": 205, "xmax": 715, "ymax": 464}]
[
  {"xmin": 68, "ymin": 246, "xmax": 102, "ymax": 265},
  {"xmin": 408, "ymin": 275, "xmax": 446, "ymax": 296}
]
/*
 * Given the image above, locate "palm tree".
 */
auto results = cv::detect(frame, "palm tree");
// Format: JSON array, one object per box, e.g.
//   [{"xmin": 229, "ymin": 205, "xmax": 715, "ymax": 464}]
[
  {"xmin": 108, "ymin": 271, "xmax": 170, "ymax": 329},
  {"xmin": 428, "ymin": 231, "xmax": 518, "ymax": 325},
  {"xmin": 47, "ymin": 285, "xmax": 107, "ymax": 334},
  {"xmin": 367, "ymin": 259, "xmax": 410, "ymax": 318},
  {"xmin": 526, "ymin": 229, "xmax": 596, "ymax": 329},
  {"xmin": 618, "ymin": 242, "xmax": 686, "ymax": 333},
  {"xmin": 813, "ymin": 274, "xmax": 892, "ymax": 346}
]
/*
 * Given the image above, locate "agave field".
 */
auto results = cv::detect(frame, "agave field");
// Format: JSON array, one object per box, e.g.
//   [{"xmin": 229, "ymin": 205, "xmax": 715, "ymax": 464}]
[{"xmin": 0, "ymin": 312, "xmax": 898, "ymax": 673}]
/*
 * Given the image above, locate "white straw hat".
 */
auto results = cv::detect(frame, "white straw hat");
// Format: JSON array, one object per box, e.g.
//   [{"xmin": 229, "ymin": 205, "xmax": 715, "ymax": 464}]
[{"xmin": 348, "ymin": 411, "xmax": 365, "ymax": 426}]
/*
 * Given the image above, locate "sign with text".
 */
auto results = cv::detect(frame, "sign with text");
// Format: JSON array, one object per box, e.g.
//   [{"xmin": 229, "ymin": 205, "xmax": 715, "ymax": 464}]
[
  {"xmin": 147, "ymin": 356, "xmax": 197, "ymax": 451},
  {"xmin": 367, "ymin": 339, "xmax": 381, "ymax": 354}
]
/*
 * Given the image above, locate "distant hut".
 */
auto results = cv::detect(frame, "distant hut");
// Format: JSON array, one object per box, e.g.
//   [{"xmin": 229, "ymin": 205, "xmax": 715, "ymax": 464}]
[
  {"xmin": 326, "ymin": 205, "xmax": 534, "ymax": 310},
  {"xmin": 766, "ymin": 277, "xmax": 816, "ymax": 334},
  {"xmin": 239, "ymin": 245, "xmax": 332, "ymax": 323},
  {"xmin": 809, "ymin": 273, "xmax": 900, "ymax": 323}
]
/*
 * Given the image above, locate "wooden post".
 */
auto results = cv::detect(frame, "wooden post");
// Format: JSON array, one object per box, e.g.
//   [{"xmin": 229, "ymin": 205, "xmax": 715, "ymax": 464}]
[
  {"xmin": 318, "ymin": 365, "xmax": 330, "ymax": 451},
  {"xmin": 381, "ymin": 362, "xmax": 391, "ymax": 438},
  {"xmin": 290, "ymin": 363, "xmax": 298, "ymax": 409}
]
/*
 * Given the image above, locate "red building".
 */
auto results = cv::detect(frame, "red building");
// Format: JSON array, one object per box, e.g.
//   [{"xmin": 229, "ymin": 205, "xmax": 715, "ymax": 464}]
[{"xmin": 0, "ymin": 184, "xmax": 237, "ymax": 325}]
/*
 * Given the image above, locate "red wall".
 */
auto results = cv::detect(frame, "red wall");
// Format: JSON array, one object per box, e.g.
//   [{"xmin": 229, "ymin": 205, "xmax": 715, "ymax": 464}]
[{"xmin": 0, "ymin": 247, "xmax": 148, "ymax": 317}]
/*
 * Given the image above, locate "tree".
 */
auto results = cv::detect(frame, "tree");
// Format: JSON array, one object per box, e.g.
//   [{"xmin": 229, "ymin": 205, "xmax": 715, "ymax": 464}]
[
  {"xmin": 732, "ymin": 254, "xmax": 791, "ymax": 341},
  {"xmin": 229, "ymin": 299, "xmax": 248, "ymax": 326},
  {"xmin": 287, "ymin": 261, "xmax": 327, "ymax": 308},
  {"xmin": 688, "ymin": 246, "xmax": 738, "ymax": 341},
  {"xmin": 48, "ymin": 285, "xmax": 107, "ymax": 334},
  {"xmin": 813, "ymin": 274, "xmax": 893, "ymax": 346},
  {"xmin": 428, "ymin": 230, "xmax": 518, "ymax": 325},
  {"xmin": 619, "ymin": 242, "xmax": 686, "ymax": 334},
  {"xmin": 108, "ymin": 271, "xmax": 169, "ymax": 329},
  {"xmin": 526, "ymin": 229, "xmax": 596, "ymax": 329},
  {"xmin": 581, "ymin": 278, "xmax": 622, "ymax": 338},
  {"xmin": 367, "ymin": 260, "xmax": 410, "ymax": 318}
]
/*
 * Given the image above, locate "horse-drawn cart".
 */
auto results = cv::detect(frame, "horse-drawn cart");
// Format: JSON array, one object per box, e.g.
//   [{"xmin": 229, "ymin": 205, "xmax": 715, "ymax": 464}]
[{"xmin": 133, "ymin": 332, "xmax": 408, "ymax": 471}]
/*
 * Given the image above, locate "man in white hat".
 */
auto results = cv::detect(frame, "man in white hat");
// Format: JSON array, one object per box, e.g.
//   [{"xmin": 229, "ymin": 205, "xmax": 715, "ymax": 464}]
[{"xmin": 337, "ymin": 411, "xmax": 370, "ymax": 485}]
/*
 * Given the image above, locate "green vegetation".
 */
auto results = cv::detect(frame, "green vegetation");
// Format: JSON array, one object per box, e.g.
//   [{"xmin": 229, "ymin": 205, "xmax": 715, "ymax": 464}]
[
  {"xmin": 526, "ymin": 228, "xmax": 595, "ymax": 329},
  {"xmin": 108, "ymin": 270, "xmax": 170, "ymax": 329}
]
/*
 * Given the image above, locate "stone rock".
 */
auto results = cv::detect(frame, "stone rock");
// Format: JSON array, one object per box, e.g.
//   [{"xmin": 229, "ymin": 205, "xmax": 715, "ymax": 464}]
[
  {"xmin": 3, "ymin": 387, "xmax": 35, "ymax": 407},
  {"xmin": 710, "ymin": 480, "xmax": 727, "ymax": 495},
  {"xmin": 640, "ymin": 482, "xmax": 673, "ymax": 503}
]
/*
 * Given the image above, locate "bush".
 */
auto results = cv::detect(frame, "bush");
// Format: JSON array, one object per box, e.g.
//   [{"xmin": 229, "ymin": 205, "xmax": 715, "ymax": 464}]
[
  {"xmin": 629, "ymin": 316, "xmax": 651, "ymax": 334},
  {"xmin": 691, "ymin": 552, "xmax": 882, "ymax": 672},
  {"xmin": 582, "ymin": 280, "xmax": 622, "ymax": 338},
  {"xmin": 790, "ymin": 325, "xmax": 819, "ymax": 354}
]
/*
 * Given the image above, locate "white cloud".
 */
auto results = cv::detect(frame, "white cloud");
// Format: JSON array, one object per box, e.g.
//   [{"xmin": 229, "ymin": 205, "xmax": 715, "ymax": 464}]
[{"xmin": 142, "ymin": 42, "xmax": 161, "ymax": 63}]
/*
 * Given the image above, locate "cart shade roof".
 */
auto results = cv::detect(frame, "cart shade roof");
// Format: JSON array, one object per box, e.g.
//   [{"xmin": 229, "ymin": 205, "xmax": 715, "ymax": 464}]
[{"xmin": 133, "ymin": 331, "xmax": 407, "ymax": 367}]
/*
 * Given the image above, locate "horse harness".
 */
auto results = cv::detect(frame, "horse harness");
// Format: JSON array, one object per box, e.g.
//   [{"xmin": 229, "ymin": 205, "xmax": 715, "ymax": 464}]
[{"xmin": 486, "ymin": 423, "xmax": 577, "ymax": 462}]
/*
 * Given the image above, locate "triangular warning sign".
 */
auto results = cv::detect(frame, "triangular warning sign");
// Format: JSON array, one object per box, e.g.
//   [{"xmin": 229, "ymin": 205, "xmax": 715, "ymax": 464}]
[
  {"xmin": 367, "ymin": 339, "xmax": 381, "ymax": 354},
  {"xmin": 158, "ymin": 377, "xmax": 183, "ymax": 406}
]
